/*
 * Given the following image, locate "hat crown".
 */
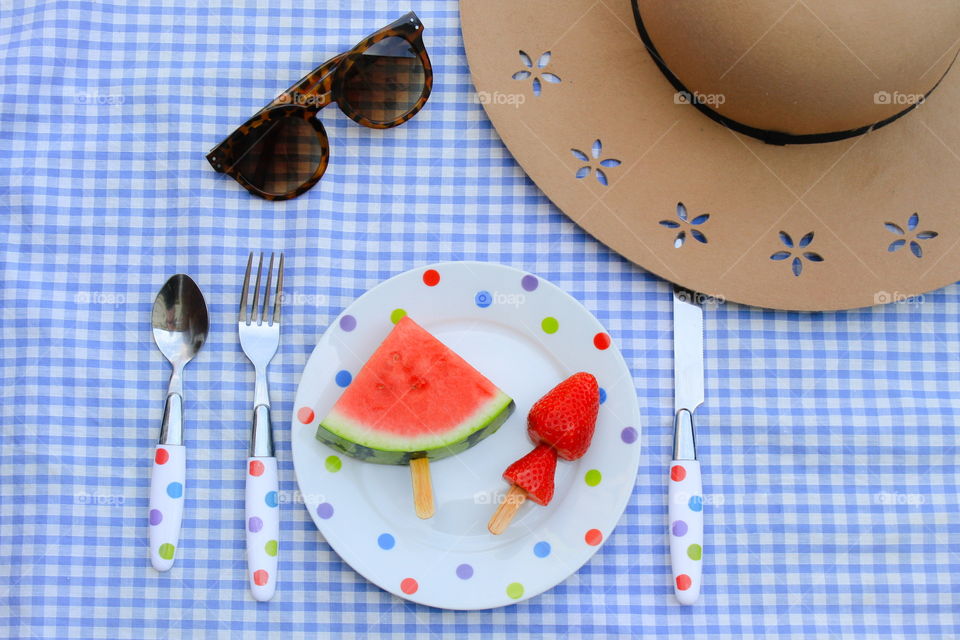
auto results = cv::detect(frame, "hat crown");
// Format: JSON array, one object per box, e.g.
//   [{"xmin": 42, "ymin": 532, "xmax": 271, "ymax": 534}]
[{"xmin": 640, "ymin": 0, "xmax": 960, "ymax": 137}]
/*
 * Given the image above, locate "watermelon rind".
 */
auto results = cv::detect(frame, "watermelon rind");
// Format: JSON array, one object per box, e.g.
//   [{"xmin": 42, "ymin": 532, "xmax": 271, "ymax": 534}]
[{"xmin": 316, "ymin": 392, "xmax": 515, "ymax": 465}]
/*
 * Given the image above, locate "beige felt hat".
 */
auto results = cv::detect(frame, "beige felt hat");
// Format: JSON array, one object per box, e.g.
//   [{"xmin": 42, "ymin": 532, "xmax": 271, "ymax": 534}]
[{"xmin": 461, "ymin": 0, "xmax": 960, "ymax": 310}]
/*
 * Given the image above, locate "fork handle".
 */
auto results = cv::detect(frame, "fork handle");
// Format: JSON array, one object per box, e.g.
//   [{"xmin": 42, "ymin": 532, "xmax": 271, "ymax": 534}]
[
  {"xmin": 149, "ymin": 444, "xmax": 185, "ymax": 571},
  {"xmin": 246, "ymin": 456, "xmax": 279, "ymax": 601}
]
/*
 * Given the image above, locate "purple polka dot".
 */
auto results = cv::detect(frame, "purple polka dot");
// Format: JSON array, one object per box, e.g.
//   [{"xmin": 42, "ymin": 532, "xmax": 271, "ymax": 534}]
[
  {"xmin": 248, "ymin": 516, "xmax": 263, "ymax": 533},
  {"xmin": 521, "ymin": 275, "xmax": 539, "ymax": 292},
  {"xmin": 672, "ymin": 520, "xmax": 688, "ymax": 537},
  {"xmin": 621, "ymin": 427, "xmax": 638, "ymax": 444},
  {"xmin": 456, "ymin": 563, "xmax": 473, "ymax": 579},
  {"xmin": 149, "ymin": 509, "xmax": 162, "ymax": 525},
  {"xmin": 339, "ymin": 315, "xmax": 357, "ymax": 332},
  {"xmin": 316, "ymin": 502, "xmax": 334, "ymax": 519}
]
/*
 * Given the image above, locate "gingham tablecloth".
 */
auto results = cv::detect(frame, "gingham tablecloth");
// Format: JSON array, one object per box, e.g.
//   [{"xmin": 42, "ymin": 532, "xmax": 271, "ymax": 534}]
[{"xmin": 2, "ymin": 1, "xmax": 959, "ymax": 638}]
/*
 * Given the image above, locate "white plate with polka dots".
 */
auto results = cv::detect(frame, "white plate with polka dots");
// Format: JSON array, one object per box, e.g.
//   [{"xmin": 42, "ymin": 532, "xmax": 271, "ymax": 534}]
[{"xmin": 291, "ymin": 262, "xmax": 641, "ymax": 610}]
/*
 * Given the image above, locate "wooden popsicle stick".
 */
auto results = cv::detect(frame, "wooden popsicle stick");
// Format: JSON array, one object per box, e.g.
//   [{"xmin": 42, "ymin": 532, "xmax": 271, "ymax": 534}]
[
  {"xmin": 409, "ymin": 457, "xmax": 435, "ymax": 519},
  {"xmin": 487, "ymin": 485, "xmax": 527, "ymax": 535}
]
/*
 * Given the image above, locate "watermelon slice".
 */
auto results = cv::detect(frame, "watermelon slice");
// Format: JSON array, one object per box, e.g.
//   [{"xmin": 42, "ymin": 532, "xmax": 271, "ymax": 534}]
[{"xmin": 317, "ymin": 316, "xmax": 515, "ymax": 465}]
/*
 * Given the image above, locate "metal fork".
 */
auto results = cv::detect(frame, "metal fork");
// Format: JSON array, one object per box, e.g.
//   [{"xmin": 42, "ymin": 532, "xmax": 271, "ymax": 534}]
[{"xmin": 239, "ymin": 251, "xmax": 284, "ymax": 602}]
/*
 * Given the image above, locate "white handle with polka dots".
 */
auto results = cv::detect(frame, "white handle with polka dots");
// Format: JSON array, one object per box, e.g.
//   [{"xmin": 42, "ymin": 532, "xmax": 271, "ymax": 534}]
[
  {"xmin": 148, "ymin": 444, "xmax": 185, "ymax": 572},
  {"xmin": 245, "ymin": 456, "xmax": 279, "ymax": 601},
  {"xmin": 669, "ymin": 460, "xmax": 703, "ymax": 604}
]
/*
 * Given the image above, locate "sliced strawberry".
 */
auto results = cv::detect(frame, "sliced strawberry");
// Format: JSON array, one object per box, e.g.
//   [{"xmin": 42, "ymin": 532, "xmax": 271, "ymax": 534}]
[
  {"xmin": 527, "ymin": 372, "xmax": 599, "ymax": 461},
  {"xmin": 503, "ymin": 444, "xmax": 557, "ymax": 506}
]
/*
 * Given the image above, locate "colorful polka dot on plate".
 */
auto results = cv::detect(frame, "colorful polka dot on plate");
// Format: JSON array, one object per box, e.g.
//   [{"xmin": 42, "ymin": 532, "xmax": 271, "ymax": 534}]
[
  {"xmin": 390, "ymin": 308, "xmax": 407, "ymax": 324},
  {"xmin": 585, "ymin": 529, "xmax": 603, "ymax": 546},
  {"xmin": 541, "ymin": 317, "xmax": 559, "ymax": 334},
  {"xmin": 593, "ymin": 332, "xmax": 611, "ymax": 350},
  {"xmin": 422, "ymin": 269, "xmax": 440, "ymax": 286},
  {"xmin": 475, "ymin": 290, "xmax": 492, "ymax": 308},
  {"xmin": 378, "ymin": 533, "xmax": 395, "ymax": 550},
  {"xmin": 506, "ymin": 582, "xmax": 524, "ymax": 599},
  {"xmin": 325, "ymin": 456, "xmax": 342, "ymax": 472},
  {"xmin": 339, "ymin": 314, "xmax": 357, "ymax": 332},
  {"xmin": 456, "ymin": 564, "xmax": 473, "ymax": 579},
  {"xmin": 584, "ymin": 469, "xmax": 602, "ymax": 487},
  {"xmin": 598, "ymin": 387, "xmax": 607, "ymax": 404},
  {"xmin": 521, "ymin": 275, "xmax": 539, "ymax": 291},
  {"xmin": 400, "ymin": 578, "xmax": 418, "ymax": 594},
  {"xmin": 297, "ymin": 407, "xmax": 314, "ymax": 424},
  {"xmin": 533, "ymin": 541, "xmax": 551, "ymax": 558},
  {"xmin": 335, "ymin": 370, "xmax": 352, "ymax": 387},
  {"xmin": 316, "ymin": 502, "xmax": 334, "ymax": 519},
  {"xmin": 621, "ymin": 427, "xmax": 638, "ymax": 444}
]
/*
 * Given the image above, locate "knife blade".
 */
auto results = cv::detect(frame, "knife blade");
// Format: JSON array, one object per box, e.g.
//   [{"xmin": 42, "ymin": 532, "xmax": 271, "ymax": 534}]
[{"xmin": 670, "ymin": 286, "xmax": 704, "ymax": 605}]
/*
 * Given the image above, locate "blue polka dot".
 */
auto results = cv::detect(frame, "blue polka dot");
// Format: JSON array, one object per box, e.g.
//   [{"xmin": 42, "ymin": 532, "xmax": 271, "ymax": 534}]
[
  {"xmin": 456, "ymin": 563, "xmax": 473, "ymax": 579},
  {"xmin": 475, "ymin": 290, "xmax": 492, "ymax": 308},
  {"xmin": 688, "ymin": 495, "xmax": 703, "ymax": 512},
  {"xmin": 265, "ymin": 491, "xmax": 278, "ymax": 507},
  {"xmin": 534, "ymin": 541, "xmax": 551, "ymax": 558},
  {"xmin": 335, "ymin": 370, "xmax": 352, "ymax": 387},
  {"xmin": 166, "ymin": 482, "xmax": 183, "ymax": 499},
  {"xmin": 598, "ymin": 387, "xmax": 607, "ymax": 404},
  {"xmin": 377, "ymin": 533, "xmax": 395, "ymax": 550}
]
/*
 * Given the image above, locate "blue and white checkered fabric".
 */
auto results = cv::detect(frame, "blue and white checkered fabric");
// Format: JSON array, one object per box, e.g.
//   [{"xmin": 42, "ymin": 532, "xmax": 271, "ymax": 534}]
[{"xmin": 2, "ymin": 1, "xmax": 959, "ymax": 637}]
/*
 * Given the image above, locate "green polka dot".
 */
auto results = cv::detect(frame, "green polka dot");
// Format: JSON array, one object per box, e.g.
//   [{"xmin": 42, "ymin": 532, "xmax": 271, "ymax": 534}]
[
  {"xmin": 541, "ymin": 317, "xmax": 559, "ymax": 334},
  {"xmin": 158, "ymin": 543, "xmax": 175, "ymax": 560},
  {"xmin": 506, "ymin": 582, "xmax": 524, "ymax": 599},
  {"xmin": 325, "ymin": 455, "xmax": 342, "ymax": 472},
  {"xmin": 390, "ymin": 308, "xmax": 407, "ymax": 324},
  {"xmin": 265, "ymin": 540, "xmax": 278, "ymax": 557},
  {"xmin": 687, "ymin": 543, "xmax": 702, "ymax": 561},
  {"xmin": 584, "ymin": 469, "xmax": 602, "ymax": 486}
]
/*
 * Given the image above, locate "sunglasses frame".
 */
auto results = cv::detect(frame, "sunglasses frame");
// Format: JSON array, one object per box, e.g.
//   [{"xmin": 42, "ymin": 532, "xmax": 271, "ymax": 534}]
[{"xmin": 207, "ymin": 12, "xmax": 433, "ymax": 200}]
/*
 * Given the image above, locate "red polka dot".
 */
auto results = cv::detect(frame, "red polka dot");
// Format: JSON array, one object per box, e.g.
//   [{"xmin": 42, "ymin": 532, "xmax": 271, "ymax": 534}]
[
  {"xmin": 400, "ymin": 578, "xmax": 418, "ymax": 594},
  {"xmin": 670, "ymin": 465, "xmax": 686, "ymax": 482},
  {"xmin": 297, "ymin": 407, "xmax": 315, "ymax": 424},
  {"xmin": 593, "ymin": 333, "xmax": 611, "ymax": 350},
  {"xmin": 676, "ymin": 574, "xmax": 692, "ymax": 591},
  {"xmin": 422, "ymin": 269, "xmax": 440, "ymax": 287},
  {"xmin": 253, "ymin": 570, "xmax": 269, "ymax": 586},
  {"xmin": 585, "ymin": 529, "xmax": 603, "ymax": 546},
  {"xmin": 249, "ymin": 460, "xmax": 264, "ymax": 477},
  {"xmin": 155, "ymin": 448, "xmax": 169, "ymax": 465}
]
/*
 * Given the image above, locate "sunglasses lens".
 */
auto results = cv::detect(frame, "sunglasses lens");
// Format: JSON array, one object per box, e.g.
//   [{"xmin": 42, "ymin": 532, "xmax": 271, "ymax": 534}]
[
  {"xmin": 234, "ymin": 112, "xmax": 324, "ymax": 196},
  {"xmin": 342, "ymin": 36, "xmax": 427, "ymax": 124}
]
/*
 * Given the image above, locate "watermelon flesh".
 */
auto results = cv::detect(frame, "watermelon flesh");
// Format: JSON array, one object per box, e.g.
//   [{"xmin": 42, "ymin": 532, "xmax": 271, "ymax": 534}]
[{"xmin": 317, "ymin": 316, "xmax": 515, "ymax": 465}]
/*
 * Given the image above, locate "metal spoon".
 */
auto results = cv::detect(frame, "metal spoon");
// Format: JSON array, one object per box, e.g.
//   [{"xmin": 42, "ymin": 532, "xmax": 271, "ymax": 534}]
[{"xmin": 148, "ymin": 274, "xmax": 209, "ymax": 571}]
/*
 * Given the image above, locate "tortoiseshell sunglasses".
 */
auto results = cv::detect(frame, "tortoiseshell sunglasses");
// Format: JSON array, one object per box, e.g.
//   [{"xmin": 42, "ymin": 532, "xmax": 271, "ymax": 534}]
[{"xmin": 207, "ymin": 12, "xmax": 432, "ymax": 200}]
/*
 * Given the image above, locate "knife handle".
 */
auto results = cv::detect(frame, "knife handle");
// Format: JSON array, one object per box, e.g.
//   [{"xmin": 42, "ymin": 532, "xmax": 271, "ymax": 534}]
[
  {"xmin": 669, "ymin": 459, "xmax": 703, "ymax": 604},
  {"xmin": 246, "ymin": 456, "xmax": 279, "ymax": 601},
  {"xmin": 148, "ymin": 444, "xmax": 185, "ymax": 571}
]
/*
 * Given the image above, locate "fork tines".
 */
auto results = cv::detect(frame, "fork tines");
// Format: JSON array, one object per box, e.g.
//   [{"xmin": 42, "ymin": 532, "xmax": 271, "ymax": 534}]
[{"xmin": 240, "ymin": 252, "xmax": 285, "ymax": 325}]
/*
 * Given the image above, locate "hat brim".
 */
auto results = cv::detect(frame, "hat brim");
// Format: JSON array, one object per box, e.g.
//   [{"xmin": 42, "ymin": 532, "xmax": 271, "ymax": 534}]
[{"xmin": 462, "ymin": 0, "xmax": 960, "ymax": 310}]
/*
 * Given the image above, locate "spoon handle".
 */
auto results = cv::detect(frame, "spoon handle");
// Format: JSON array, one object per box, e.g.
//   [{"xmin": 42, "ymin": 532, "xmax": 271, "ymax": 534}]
[
  {"xmin": 148, "ymin": 444, "xmax": 185, "ymax": 571},
  {"xmin": 246, "ymin": 456, "xmax": 279, "ymax": 601}
]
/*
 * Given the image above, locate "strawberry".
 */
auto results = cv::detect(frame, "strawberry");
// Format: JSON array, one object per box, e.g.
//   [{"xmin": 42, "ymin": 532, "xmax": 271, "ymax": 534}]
[
  {"xmin": 527, "ymin": 372, "xmax": 599, "ymax": 461},
  {"xmin": 503, "ymin": 444, "xmax": 557, "ymax": 506}
]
